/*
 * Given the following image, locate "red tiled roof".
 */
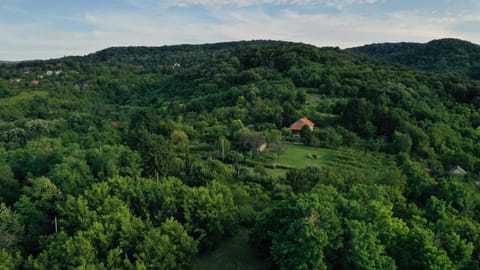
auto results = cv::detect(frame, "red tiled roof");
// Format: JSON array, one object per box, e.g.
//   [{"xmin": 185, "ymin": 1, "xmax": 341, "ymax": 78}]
[
  {"xmin": 300, "ymin": 117, "xmax": 314, "ymax": 127},
  {"xmin": 288, "ymin": 117, "xmax": 315, "ymax": 131},
  {"xmin": 289, "ymin": 121, "xmax": 304, "ymax": 131}
]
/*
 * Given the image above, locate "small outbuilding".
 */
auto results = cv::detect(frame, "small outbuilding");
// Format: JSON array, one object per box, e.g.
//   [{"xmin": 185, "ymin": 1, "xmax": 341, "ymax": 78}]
[
  {"xmin": 449, "ymin": 165, "xmax": 467, "ymax": 175},
  {"xmin": 256, "ymin": 141, "xmax": 268, "ymax": 153}
]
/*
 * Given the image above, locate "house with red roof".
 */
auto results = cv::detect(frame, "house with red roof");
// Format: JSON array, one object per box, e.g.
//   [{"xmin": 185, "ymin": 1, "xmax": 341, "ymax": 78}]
[{"xmin": 288, "ymin": 117, "xmax": 315, "ymax": 134}]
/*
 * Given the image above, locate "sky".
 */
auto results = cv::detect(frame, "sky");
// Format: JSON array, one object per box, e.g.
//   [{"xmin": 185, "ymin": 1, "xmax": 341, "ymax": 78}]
[{"xmin": 1, "ymin": 0, "xmax": 480, "ymax": 60}]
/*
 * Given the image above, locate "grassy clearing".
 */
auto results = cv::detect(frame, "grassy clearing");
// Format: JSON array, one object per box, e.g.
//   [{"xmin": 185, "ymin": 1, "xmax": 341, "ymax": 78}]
[
  {"xmin": 192, "ymin": 228, "xmax": 268, "ymax": 270},
  {"xmin": 264, "ymin": 143, "xmax": 395, "ymax": 177},
  {"xmin": 273, "ymin": 144, "xmax": 336, "ymax": 168},
  {"xmin": 0, "ymin": 90, "xmax": 48, "ymax": 106}
]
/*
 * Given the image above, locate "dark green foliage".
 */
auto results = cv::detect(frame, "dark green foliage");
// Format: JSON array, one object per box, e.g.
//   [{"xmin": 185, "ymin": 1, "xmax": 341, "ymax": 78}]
[
  {"xmin": 300, "ymin": 125, "xmax": 313, "ymax": 145},
  {"xmin": 285, "ymin": 166, "xmax": 324, "ymax": 193},
  {"xmin": 350, "ymin": 38, "xmax": 480, "ymax": 76},
  {"xmin": 391, "ymin": 131, "xmax": 412, "ymax": 154},
  {"xmin": 342, "ymin": 98, "xmax": 376, "ymax": 138},
  {"xmin": 0, "ymin": 165, "xmax": 20, "ymax": 205}
]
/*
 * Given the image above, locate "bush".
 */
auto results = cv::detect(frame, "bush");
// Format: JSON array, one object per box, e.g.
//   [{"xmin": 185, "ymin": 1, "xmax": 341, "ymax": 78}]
[
  {"xmin": 315, "ymin": 127, "xmax": 342, "ymax": 148},
  {"xmin": 225, "ymin": 150, "xmax": 244, "ymax": 164},
  {"xmin": 276, "ymin": 164, "xmax": 294, "ymax": 170},
  {"xmin": 254, "ymin": 164, "xmax": 267, "ymax": 176},
  {"xmin": 264, "ymin": 163, "xmax": 276, "ymax": 169},
  {"xmin": 238, "ymin": 205, "xmax": 257, "ymax": 227}
]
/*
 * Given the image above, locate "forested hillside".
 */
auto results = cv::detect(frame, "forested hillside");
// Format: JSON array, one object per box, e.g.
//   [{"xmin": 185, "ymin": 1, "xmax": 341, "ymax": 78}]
[
  {"xmin": 350, "ymin": 38, "xmax": 480, "ymax": 78},
  {"xmin": 1, "ymin": 40, "xmax": 480, "ymax": 269}
]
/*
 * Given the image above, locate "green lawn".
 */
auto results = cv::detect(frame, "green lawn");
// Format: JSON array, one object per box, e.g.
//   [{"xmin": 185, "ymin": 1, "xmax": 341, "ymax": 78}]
[
  {"xmin": 273, "ymin": 144, "xmax": 336, "ymax": 168},
  {"xmin": 192, "ymin": 228, "xmax": 268, "ymax": 270},
  {"xmin": 263, "ymin": 143, "xmax": 395, "ymax": 177}
]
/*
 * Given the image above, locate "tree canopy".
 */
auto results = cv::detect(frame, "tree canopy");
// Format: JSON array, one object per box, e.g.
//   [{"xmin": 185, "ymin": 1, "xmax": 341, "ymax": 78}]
[{"xmin": 1, "ymin": 39, "xmax": 480, "ymax": 269}]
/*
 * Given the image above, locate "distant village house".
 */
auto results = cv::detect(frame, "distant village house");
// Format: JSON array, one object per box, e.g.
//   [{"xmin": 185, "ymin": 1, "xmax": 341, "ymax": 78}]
[
  {"xmin": 289, "ymin": 117, "xmax": 315, "ymax": 131},
  {"xmin": 288, "ymin": 117, "xmax": 315, "ymax": 137},
  {"xmin": 46, "ymin": 70, "xmax": 62, "ymax": 76},
  {"xmin": 449, "ymin": 165, "xmax": 467, "ymax": 175}
]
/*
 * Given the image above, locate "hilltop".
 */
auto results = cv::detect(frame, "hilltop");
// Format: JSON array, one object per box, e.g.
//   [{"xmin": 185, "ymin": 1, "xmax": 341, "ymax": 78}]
[{"xmin": 349, "ymin": 38, "xmax": 480, "ymax": 78}]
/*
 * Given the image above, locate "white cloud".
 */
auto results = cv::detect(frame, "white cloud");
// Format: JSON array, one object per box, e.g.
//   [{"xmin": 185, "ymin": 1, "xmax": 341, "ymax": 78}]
[
  {"xmin": 79, "ymin": 7, "xmax": 480, "ymax": 49},
  {"xmin": 1, "ymin": 2, "xmax": 480, "ymax": 60},
  {"xmin": 168, "ymin": 0, "xmax": 381, "ymax": 8}
]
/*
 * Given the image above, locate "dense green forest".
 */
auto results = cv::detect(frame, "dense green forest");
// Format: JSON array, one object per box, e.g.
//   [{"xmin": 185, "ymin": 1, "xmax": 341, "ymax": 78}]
[
  {"xmin": 1, "ymin": 38, "xmax": 480, "ymax": 269},
  {"xmin": 350, "ymin": 38, "xmax": 480, "ymax": 78}
]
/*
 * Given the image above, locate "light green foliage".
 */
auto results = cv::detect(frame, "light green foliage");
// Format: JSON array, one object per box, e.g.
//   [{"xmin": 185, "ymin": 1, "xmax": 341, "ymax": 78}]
[
  {"xmin": 57, "ymin": 176, "xmax": 215, "ymax": 268},
  {"xmin": 270, "ymin": 144, "xmax": 396, "ymax": 180},
  {"xmin": 142, "ymin": 134, "xmax": 178, "ymax": 178},
  {"xmin": 86, "ymin": 145, "xmax": 142, "ymax": 179},
  {"xmin": 31, "ymin": 232, "xmax": 100, "ymax": 270},
  {"xmin": 22, "ymin": 177, "xmax": 62, "ymax": 211},
  {"xmin": 251, "ymin": 184, "xmax": 453, "ymax": 270},
  {"xmin": 1, "ymin": 40, "xmax": 480, "ymax": 269},
  {"xmin": 343, "ymin": 220, "xmax": 396, "ymax": 270},
  {"xmin": 402, "ymin": 161, "xmax": 437, "ymax": 203},
  {"xmin": 0, "ymin": 203, "xmax": 23, "ymax": 251},
  {"xmin": 396, "ymin": 220, "xmax": 455, "ymax": 270},
  {"xmin": 135, "ymin": 218, "xmax": 197, "ymax": 270},
  {"xmin": 0, "ymin": 91, "xmax": 48, "ymax": 107},
  {"xmin": 251, "ymin": 186, "xmax": 343, "ymax": 269},
  {"xmin": 190, "ymin": 159, "xmax": 234, "ymax": 186},
  {"xmin": 0, "ymin": 249, "xmax": 22, "ymax": 270},
  {"xmin": 271, "ymin": 218, "xmax": 329, "ymax": 270},
  {"xmin": 183, "ymin": 181, "xmax": 239, "ymax": 251},
  {"xmin": 51, "ymin": 157, "xmax": 93, "ymax": 195},
  {"xmin": 107, "ymin": 176, "xmax": 186, "ymax": 225},
  {"xmin": 7, "ymin": 137, "xmax": 63, "ymax": 180}
]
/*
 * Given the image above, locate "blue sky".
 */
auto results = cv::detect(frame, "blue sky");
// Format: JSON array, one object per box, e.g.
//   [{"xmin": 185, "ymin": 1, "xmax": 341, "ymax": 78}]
[{"xmin": 1, "ymin": 0, "xmax": 480, "ymax": 60}]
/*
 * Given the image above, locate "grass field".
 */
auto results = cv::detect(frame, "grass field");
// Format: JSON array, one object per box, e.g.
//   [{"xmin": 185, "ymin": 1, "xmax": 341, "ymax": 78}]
[
  {"xmin": 192, "ymin": 228, "xmax": 268, "ymax": 270},
  {"xmin": 274, "ymin": 144, "xmax": 336, "ymax": 168},
  {"xmin": 264, "ymin": 143, "xmax": 395, "ymax": 177}
]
